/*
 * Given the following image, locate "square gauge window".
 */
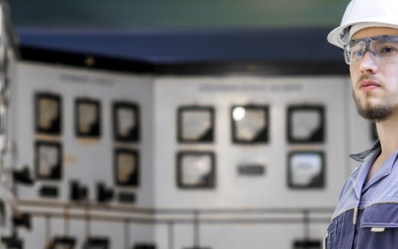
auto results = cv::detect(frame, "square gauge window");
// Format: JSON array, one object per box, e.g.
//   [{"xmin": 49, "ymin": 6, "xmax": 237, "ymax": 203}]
[
  {"xmin": 177, "ymin": 106, "xmax": 214, "ymax": 143},
  {"xmin": 35, "ymin": 141, "xmax": 62, "ymax": 181},
  {"xmin": 114, "ymin": 149, "xmax": 139, "ymax": 187},
  {"xmin": 75, "ymin": 98, "xmax": 101, "ymax": 138},
  {"xmin": 231, "ymin": 105, "xmax": 269, "ymax": 144},
  {"xmin": 35, "ymin": 93, "xmax": 62, "ymax": 135},
  {"xmin": 288, "ymin": 151, "xmax": 325, "ymax": 189},
  {"xmin": 177, "ymin": 151, "xmax": 215, "ymax": 189},
  {"xmin": 113, "ymin": 102, "xmax": 140, "ymax": 142},
  {"xmin": 84, "ymin": 238, "xmax": 109, "ymax": 249},
  {"xmin": 287, "ymin": 105, "xmax": 325, "ymax": 143},
  {"xmin": 49, "ymin": 237, "xmax": 76, "ymax": 249}
]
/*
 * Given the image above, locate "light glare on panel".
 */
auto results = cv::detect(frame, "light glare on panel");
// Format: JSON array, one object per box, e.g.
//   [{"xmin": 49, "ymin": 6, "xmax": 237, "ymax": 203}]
[
  {"xmin": 232, "ymin": 107, "xmax": 246, "ymax": 121},
  {"xmin": 231, "ymin": 105, "xmax": 269, "ymax": 144}
]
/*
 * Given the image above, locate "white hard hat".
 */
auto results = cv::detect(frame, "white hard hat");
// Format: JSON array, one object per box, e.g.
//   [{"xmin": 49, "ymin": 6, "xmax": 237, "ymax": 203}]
[{"xmin": 327, "ymin": 0, "xmax": 398, "ymax": 48}]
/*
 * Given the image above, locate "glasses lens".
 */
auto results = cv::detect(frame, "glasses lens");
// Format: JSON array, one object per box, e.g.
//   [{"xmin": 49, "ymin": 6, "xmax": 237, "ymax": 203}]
[
  {"xmin": 372, "ymin": 38, "xmax": 398, "ymax": 59},
  {"xmin": 345, "ymin": 36, "xmax": 398, "ymax": 65},
  {"xmin": 345, "ymin": 41, "xmax": 365, "ymax": 65}
]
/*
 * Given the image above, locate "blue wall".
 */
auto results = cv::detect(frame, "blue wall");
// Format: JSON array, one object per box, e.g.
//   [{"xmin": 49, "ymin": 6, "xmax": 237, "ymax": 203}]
[{"xmin": 17, "ymin": 27, "xmax": 343, "ymax": 64}]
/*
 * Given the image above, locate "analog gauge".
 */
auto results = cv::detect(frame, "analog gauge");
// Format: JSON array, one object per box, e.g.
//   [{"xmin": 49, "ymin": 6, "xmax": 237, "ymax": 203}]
[
  {"xmin": 114, "ymin": 149, "xmax": 139, "ymax": 187},
  {"xmin": 287, "ymin": 105, "xmax": 325, "ymax": 143},
  {"xmin": 231, "ymin": 105, "xmax": 269, "ymax": 144},
  {"xmin": 178, "ymin": 106, "xmax": 214, "ymax": 143},
  {"xmin": 35, "ymin": 141, "xmax": 62, "ymax": 180},
  {"xmin": 35, "ymin": 93, "xmax": 62, "ymax": 134},
  {"xmin": 75, "ymin": 99, "xmax": 101, "ymax": 137},
  {"xmin": 177, "ymin": 151, "xmax": 215, "ymax": 189},
  {"xmin": 287, "ymin": 151, "xmax": 325, "ymax": 189},
  {"xmin": 113, "ymin": 102, "xmax": 140, "ymax": 142}
]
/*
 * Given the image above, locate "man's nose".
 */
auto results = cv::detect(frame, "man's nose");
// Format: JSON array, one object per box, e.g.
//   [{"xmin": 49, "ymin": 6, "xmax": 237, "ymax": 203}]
[{"xmin": 358, "ymin": 49, "xmax": 378, "ymax": 73}]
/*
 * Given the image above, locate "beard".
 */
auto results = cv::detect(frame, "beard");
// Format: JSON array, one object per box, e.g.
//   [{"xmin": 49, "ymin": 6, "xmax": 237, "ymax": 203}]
[{"xmin": 352, "ymin": 89, "xmax": 394, "ymax": 122}]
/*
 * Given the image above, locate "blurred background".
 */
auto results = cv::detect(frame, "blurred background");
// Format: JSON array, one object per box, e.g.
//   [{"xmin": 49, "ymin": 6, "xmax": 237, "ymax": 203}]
[
  {"xmin": 0, "ymin": 1, "xmax": 375, "ymax": 249},
  {"xmin": 9, "ymin": 0, "xmax": 347, "ymax": 63}
]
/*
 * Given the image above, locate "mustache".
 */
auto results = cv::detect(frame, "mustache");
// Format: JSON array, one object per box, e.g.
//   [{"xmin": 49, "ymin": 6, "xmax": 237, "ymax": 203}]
[{"xmin": 356, "ymin": 75, "xmax": 380, "ymax": 87}]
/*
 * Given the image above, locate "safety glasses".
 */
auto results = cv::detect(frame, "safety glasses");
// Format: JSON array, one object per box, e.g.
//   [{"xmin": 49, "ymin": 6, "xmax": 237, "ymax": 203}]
[{"xmin": 344, "ymin": 35, "xmax": 398, "ymax": 65}]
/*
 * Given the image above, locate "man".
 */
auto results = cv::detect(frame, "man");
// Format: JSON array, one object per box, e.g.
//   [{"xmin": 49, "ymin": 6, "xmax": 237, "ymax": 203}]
[{"xmin": 325, "ymin": 0, "xmax": 398, "ymax": 248}]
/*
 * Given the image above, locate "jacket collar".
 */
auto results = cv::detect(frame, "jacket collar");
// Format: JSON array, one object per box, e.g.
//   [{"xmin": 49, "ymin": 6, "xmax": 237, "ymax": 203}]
[{"xmin": 349, "ymin": 140, "xmax": 380, "ymax": 162}]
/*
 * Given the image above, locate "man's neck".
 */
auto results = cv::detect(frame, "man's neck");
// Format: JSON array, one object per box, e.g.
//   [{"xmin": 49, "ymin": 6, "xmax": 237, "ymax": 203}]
[
  {"xmin": 376, "ymin": 112, "xmax": 398, "ymax": 157},
  {"xmin": 367, "ymin": 113, "xmax": 398, "ymax": 181}
]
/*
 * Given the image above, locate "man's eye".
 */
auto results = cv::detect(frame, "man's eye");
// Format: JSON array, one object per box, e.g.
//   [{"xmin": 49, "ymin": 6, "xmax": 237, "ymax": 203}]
[
  {"xmin": 352, "ymin": 49, "xmax": 363, "ymax": 58},
  {"xmin": 379, "ymin": 45, "xmax": 396, "ymax": 53}
]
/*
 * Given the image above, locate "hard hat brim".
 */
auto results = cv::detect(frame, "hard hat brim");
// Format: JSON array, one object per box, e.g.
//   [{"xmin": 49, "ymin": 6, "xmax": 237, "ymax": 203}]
[
  {"xmin": 327, "ymin": 24, "xmax": 351, "ymax": 49},
  {"xmin": 328, "ymin": 21, "xmax": 398, "ymax": 49}
]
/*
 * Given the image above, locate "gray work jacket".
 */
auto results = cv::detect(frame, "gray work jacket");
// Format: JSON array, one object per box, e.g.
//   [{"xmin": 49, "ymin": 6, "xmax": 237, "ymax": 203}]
[{"xmin": 325, "ymin": 140, "xmax": 398, "ymax": 249}]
